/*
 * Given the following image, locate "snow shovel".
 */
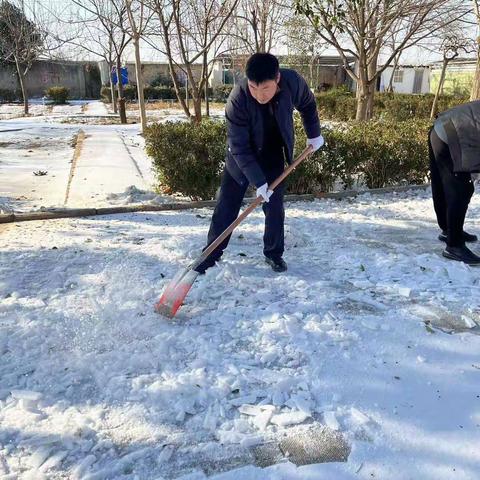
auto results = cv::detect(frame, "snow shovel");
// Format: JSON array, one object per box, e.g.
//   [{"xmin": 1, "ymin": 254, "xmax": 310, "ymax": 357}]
[{"xmin": 154, "ymin": 145, "xmax": 314, "ymax": 318}]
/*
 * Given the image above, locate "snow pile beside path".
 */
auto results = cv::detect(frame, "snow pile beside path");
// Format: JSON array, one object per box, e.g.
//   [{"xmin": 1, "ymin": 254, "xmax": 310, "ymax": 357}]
[{"xmin": 105, "ymin": 185, "xmax": 183, "ymax": 205}]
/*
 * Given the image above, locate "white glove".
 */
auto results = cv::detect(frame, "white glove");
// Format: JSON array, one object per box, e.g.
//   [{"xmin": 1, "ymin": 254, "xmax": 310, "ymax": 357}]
[
  {"xmin": 256, "ymin": 183, "xmax": 273, "ymax": 203},
  {"xmin": 307, "ymin": 135, "xmax": 325, "ymax": 152}
]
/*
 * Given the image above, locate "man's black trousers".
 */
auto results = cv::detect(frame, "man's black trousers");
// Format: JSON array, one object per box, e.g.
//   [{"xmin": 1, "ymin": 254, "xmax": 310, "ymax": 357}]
[
  {"xmin": 196, "ymin": 156, "xmax": 285, "ymax": 273},
  {"xmin": 429, "ymin": 128, "xmax": 474, "ymax": 247}
]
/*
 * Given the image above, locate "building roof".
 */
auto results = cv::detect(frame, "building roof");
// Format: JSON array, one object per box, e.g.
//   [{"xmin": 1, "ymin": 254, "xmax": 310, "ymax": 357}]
[
  {"xmin": 217, "ymin": 53, "xmax": 355, "ymax": 67},
  {"xmin": 428, "ymin": 57, "xmax": 478, "ymax": 68}
]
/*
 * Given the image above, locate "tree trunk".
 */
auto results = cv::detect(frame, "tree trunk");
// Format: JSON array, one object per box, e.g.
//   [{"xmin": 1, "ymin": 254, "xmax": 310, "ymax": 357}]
[
  {"xmin": 14, "ymin": 57, "xmax": 28, "ymax": 115},
  {"xmin": 431, "ymin": 58, "xmax": 448, "ymax": 119},
  {"xmin": 471, "ymin": 42, "xmax": 480, "ymax": 101},
  {"xmin": 205, "ymin": 81, "xmax": 210, "ymax": 117},
  {"xmin": 356, "ymin": 87, "xmax": 369, "ymax": 121},
  {"xmin": 115, "ymin": 56, "xmax": 127, "ymax": 124},
  {"xmin": 110, "ymin": 80, "xmax": 117, "ymax": 113},
  {"xmin": 366, "ymin": 52, "xmax": 379, "ymax": 119},
  {"xmin": 108, "ymin": 62, "xmax": 117, "ymax": 113},
  {"xmin": 366, "ymin": 82, "xmax": 375, "ymax": 120},
  {"xmin": 355, "ymin": 61, "xmax": 369, "ymax": 120},
  {"xmin": 192, "ymin": 95, "xmax": 202, "ymax": 123},
  {"xmin": 132, "ymin": 36, "xmax": 147, "ymax": 134}
]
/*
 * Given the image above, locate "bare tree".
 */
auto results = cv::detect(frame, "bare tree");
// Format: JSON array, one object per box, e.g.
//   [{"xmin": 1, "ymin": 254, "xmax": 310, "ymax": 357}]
[
  {"xmin": 430, "ymin": 27, "xmax": 476, "ymax": 118},
  {"xmin": 144, "ymin": 0, "xmax": 238, "ymax": 123},
  {"xmin": 72, "ymin": 0, "xmax": 131, "ymax": 123},
  {"xmin": 296, "ymin": 0, "xmax": 471, "ymax": 120},
  {"xmin": 230, "ymin": 0, "xmax": 289, "ymax": 53},
  {"xmin": 61, "ymin": 9, "xmax": 119, "ymax": 112},
  {"xmin": 0, "ymin": 0, "xmax": 46, "ymax": 114},
  {"xmin": 125, "ymin": 0, "xmax": 154, "ymax": 133},
  {"xmin": 285, "ymin": 15, "xmax": 326, "ymax": 90}
]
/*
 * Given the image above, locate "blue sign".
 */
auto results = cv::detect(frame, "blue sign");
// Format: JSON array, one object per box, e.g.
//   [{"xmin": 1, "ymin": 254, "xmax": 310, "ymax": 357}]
[{"xmin": 111, "ymin": 67, "xmax": 128, "ymax": 86}]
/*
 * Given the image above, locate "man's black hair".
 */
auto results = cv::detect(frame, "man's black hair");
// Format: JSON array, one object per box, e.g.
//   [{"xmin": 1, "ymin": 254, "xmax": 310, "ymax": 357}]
[{"xmin": 245, "ymin": 53, "xmax": 280, "ymax": 84}]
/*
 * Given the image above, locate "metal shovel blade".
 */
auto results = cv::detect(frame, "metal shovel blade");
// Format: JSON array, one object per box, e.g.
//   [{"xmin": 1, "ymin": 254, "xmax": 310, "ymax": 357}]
[{"xmin": 154, "ymin": 268, "xmax": 199, "ymax": 318}]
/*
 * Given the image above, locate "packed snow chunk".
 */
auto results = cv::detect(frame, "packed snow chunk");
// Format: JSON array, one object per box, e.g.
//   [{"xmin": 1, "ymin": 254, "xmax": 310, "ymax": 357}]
[
  {"xmin": 239, "ymin": 435, "xmax": 264, "ymax": 448},
  {"xmin": 252, "ymin": 409, "xmax": 275, "ymax": 431},
  {"xmin": 239, "ymin": 404, "xmax": 275, "ymax": 430},
  {"xmin": 461, "ymin": 315, "xmax": 478, "ymax": 329},
  {"xmin": 287, "ymin": 393, "xmax": 313, "ymax": 416},
  {"xmin": 351, "ymin": 279, "xmax": 374, "ymax": 289},
  {"xmin": 10, "ymin": 390, "xmax": 43, "ymax": 402},
  {"xmin": 230, "ymin": 394, "xmax": 258, "ymax": 407},
  {"xmin": 444, "ymin": 262, "xmax": 475, "ymax": 284},
  {"xmin": 203, "ymin": 405, "xmax": 219, "ymax": 431},
  {"xmin": 396, "ymin": 286, "xmax": 411, "ymax": 298},
  {"xmin": 271, "ymin": 410, "xmax": 310, "ymax": 427},
  {"xmin": 216, "ymin": 429, "xmax": 246, "ymax": 445},
  {"xmin": 349, "ymin": 407, "xmax": 371, "ymax": 426},
  {"xmin": 28, "ymin": 446, "xmax": 53, "ymax": 469},
  {"xmin": 82, "ymin": 448, "xmax": 151, "ymax": 480},
  {"xmin": 40, "ymin": 451, "xmax": 68, "ymax": 472},
  {"xmin": 157, "ymin": 445, "xmax": 175, "ymax": 463},
  {"xmin": 323, "ymin": 411, "xmax": 340, "ymax": 431},
  {"xmin": 71, "ymin": 454, "xmax": 97, "ymax": 479},
  {"xmin": 238, "ymin": 404, "xmax": 273, "ymax": 416},
  {"xmin": 282, "ymin": 314, "xmax": 303, "ymax": 335}
]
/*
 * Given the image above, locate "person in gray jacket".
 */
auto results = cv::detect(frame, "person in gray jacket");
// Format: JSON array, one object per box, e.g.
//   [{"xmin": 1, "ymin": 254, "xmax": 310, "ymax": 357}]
[{"xmin": 429, "ymin": 100, "xmax": 480, "ymax": 265}]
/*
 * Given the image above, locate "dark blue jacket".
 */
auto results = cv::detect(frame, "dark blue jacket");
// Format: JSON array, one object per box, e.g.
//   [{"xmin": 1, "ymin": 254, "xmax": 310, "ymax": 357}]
[{"xmin": 225, "ymin": 68, "xmax": 321, "ymax": 187}]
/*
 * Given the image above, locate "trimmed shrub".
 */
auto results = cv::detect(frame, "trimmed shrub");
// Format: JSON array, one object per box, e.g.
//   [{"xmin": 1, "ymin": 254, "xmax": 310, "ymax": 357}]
[
  {"xmin": 45, "ymin": 86, "xmax": 69, "ymax": 104},
  {"xmin": 316, "ymin": 90, "xmax": 469, "ymax": 121},
  {"xmin": 100, "ymin": 85, "xmax": 112, "ymax": 103},
  {"xmin": 150, "ymin": 73, "xmax": 174, "ymax": 88},
  {"xmin": 144, "ymin": 86, "xmax": 177, "ymax": 100},
  {"xmin": 145, "ymin": 116, "xmax": 432, "ymax": 198},
  {"xmin": 211, "ymin": 84, "xmax": 234, "ymax": 102},
  {"xmin": 145, "ymin": 120, "xmax": 226, "ymax": 200},
  {"xmin": 293, "ymin": 118, "xmax": 430, "ymax": 191}
]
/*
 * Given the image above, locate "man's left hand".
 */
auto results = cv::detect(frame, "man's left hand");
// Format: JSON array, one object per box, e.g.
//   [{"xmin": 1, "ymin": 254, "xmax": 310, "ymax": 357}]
[{"xmin": 307, "ymin": 135, "xmax": 325, "ymax": 152}]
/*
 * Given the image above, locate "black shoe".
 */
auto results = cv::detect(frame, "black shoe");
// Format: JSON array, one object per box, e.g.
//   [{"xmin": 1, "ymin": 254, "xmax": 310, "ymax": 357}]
[
  {"xmin": 265, "ymin": 257, "xmax": 287, "ymax": 272},
  {"xmin": 442, "ymin": 245, "xmax": 480, "ymax": 265},
  {"xmin": 194, "ymin": 259, "xmax": 216, "ymax": 275},
  {"xmin": 438, "ymin": 231, "xmax": 478, "ymax": 243}
]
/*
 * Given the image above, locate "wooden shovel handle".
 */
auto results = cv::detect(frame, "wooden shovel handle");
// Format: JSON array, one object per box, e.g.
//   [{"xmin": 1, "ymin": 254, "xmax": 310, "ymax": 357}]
[{"xmin": 192, "ymin": 145, "xmax": 314, "ymax": 269}]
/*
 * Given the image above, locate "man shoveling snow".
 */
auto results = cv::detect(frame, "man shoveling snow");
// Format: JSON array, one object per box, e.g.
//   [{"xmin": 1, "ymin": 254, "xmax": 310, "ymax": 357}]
[{"xmin": 195, "ymin": 52, "xmax": 323, "ymax": 274}]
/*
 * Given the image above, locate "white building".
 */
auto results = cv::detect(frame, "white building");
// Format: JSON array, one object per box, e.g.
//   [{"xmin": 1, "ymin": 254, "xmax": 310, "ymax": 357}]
[{"xmin": 379, "ymin": 66, "xmax": 430, "ymax": 94}]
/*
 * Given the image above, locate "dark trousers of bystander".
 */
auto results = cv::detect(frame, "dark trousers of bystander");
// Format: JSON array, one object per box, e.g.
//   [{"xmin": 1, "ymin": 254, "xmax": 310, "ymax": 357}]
[{"xmin": 429, "ymin": 128, "xmax": 474, "ymax": 247}]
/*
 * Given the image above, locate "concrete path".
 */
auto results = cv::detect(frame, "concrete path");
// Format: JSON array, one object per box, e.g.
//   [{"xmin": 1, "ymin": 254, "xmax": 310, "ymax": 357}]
[
  {"xmin": 0, "ymin": 106, "xmax": 154, "ymax": 211},
  {"xmin": 83, "ymin": 101, "xmax": 109, "ymax": 116},
  {"xmin": 65, "ymin": 129, "xmax": 150, "ymax": 207}
]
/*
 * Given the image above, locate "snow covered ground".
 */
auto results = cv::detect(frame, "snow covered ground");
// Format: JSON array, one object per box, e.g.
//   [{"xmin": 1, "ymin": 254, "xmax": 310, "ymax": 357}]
[
  {"xmin": 1, "ymin": 188, "xmax": 480, "ymax": 479},
  {"xmin": 0, "ymin": 100, "xmax": 226, "ymax": 212},
  {"xmin": 0, "ymin": 113, "xmax": 159, "ymax": 212}
]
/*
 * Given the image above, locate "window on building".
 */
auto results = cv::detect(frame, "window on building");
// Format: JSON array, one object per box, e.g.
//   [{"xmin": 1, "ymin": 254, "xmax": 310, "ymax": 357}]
[{"xmin": 393, "ymin": 69, "xmax": 404, "ymax": 83}]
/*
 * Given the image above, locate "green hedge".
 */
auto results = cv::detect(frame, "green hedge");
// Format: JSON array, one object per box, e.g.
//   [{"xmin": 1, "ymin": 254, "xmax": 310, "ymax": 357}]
[
  {"xmin": 315, "ymin": 91, "xmax": 469, "ymax": 121},
  {"xmin": 144, "ymin": 117, "xmax": 432, "ymax": 199},
  {"xmin": 211, "ymin": 84, "xmax": 234, "ymax": 102},
  {"xmin": 145, "ymin": 120, "xmax": 226, "ymax": 200},
  {"xmin": 101, "ymin": 84, "xmax": 234, "ymax": 103},
  {"xmin": 45, "ymin": 86, "xmax": 69, "ymax": 104}
]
